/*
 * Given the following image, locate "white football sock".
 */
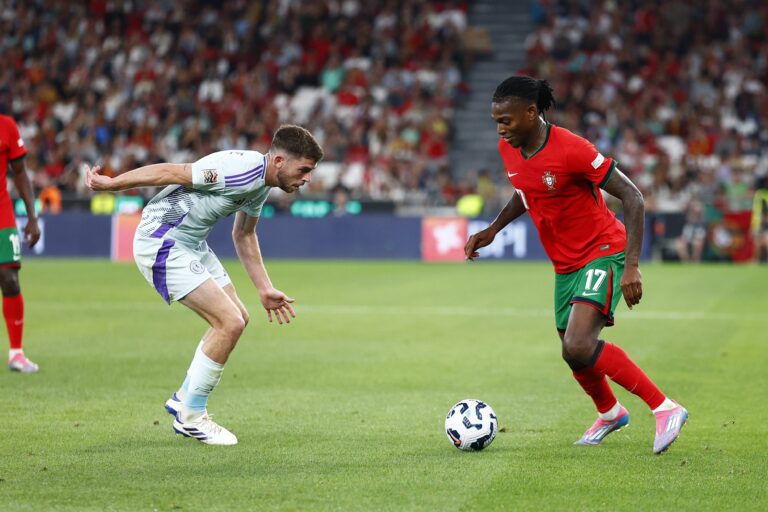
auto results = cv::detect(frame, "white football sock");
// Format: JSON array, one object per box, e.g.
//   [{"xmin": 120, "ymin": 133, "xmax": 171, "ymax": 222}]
[
  {"xmin": 175, "ymin": 340, "xmax": 204, "ymax": 401},
  {"xmin": 652, "ymin": 398, "xmax": 677, "ymax": 414},
  {"xmin": 598, "ymin": 402, "xmax": 622, "ymax": 421},
  {"xmin": 182, "ymin": 342, "xmax": 224, "ymax": 421}
]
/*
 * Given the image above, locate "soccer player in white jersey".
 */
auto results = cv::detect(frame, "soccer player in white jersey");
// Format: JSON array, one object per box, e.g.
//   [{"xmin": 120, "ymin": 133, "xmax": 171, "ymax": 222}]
[{"xmin": 85, "ymin": 125, "xmax": 323, "ymax": 445}]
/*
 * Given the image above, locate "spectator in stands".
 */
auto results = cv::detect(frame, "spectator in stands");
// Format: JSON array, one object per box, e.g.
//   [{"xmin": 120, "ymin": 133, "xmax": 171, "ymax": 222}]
[{"xmin": 676, "ymin": 200, "xmax": 708, "ymax": 263}]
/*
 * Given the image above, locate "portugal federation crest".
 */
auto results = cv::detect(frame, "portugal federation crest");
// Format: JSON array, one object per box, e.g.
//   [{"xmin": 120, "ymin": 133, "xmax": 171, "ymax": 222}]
[{"xmin": 542, "ymin": 171, "xmax": 557, "ymax": 191}]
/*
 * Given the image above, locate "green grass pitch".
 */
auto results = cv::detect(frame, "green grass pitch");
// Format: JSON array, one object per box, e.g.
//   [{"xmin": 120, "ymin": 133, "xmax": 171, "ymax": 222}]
[{"xmin": 3, "ymin": 259, "xmax": 767, "ymax": 511}]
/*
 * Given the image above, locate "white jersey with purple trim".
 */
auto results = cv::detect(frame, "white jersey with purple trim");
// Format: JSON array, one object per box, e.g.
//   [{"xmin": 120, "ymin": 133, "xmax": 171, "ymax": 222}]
[{"xmin": 136, "ymin": 150, "xmax": 271, "ymax": 247}]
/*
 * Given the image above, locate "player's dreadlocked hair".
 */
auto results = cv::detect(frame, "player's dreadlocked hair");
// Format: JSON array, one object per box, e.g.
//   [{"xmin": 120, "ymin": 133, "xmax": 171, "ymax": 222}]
[
  {"xmin": 271, "ymin": 124, "xmax": 325, "ymax": 162},
  {"xmin": 493, "ymin": 76, "xmax": 555, "ymax": 119}
]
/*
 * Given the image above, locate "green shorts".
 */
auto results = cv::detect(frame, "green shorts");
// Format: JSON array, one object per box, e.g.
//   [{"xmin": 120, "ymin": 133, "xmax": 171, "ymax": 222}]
[
  {"xmin": 0, "ymin": 226, "xmax": 22, "ymax": 266},
  {"xmin": 554, "ymin": 252, "xmax": 624, "ymax": 331}
]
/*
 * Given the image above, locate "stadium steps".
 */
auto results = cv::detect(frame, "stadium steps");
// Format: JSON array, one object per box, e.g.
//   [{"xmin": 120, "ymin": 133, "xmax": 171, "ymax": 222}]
[{"xmin": 451, "ymin": 1, "xmax": 532, "ymax": 177}]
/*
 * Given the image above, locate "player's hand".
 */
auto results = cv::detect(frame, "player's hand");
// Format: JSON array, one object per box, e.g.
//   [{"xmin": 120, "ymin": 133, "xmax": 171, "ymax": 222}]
[
  {"xmin": 464, "ymin": 227, "xmax": 498, "ymax": 261},
  {"xmin": 620, "ymin": 265, "xmax": 643, "ymax": 309},
  {"xmin": 259, "ymin": 287, "xmax": 296, "ymax": 325},
  {"xmin": 23, "ymin": 217, "xmax": 40, "ymax": 248},
  {"xmin": 85, "ymin": 164, "xmax": 113, "ymax": 191}
]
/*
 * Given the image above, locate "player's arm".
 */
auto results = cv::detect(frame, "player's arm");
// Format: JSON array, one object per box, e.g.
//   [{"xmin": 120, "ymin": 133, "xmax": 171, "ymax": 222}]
[
  {"xmin": 464, "ymin": 191, "xmax": 527, "ymax": 261},
  {"xmin": 602, "ymin": 168, "xmax": 644, "ymax": 309},
  {"xmin": 231, "ymin": 211, "xmax": 295, "ymax": 324},
  {"xmin": 9, "ymin": 158, "xmax": 40, "ymax": 248},
  {"xmin": 85, "ymin": 163, "xmax": 192, "ymax": 191}
]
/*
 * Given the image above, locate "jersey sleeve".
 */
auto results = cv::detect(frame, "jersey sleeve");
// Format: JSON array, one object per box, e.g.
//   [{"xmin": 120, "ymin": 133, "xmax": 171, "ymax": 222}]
[
  {"xmin": 191, "ymin": 151, "xmax": 267, "ymax": 196},
  {"xmin": 566, "ymin": 134, "xmax": 616, "ymax": 188},
  {"xmin": 4, "ymin": 118, "xmax": 27, "ymax": 161}
]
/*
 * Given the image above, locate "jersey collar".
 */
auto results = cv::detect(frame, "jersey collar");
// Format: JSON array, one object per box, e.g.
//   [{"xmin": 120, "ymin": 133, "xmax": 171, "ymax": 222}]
[{"xmin": 520, "ymin": 122, "xmax": 551, "ymax": 160}]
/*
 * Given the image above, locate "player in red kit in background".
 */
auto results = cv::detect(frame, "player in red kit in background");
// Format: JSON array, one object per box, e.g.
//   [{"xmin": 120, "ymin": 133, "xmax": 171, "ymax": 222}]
[
  {"xmin": 0, "ymin": 113, "xmax": 41, "ymax": 373},
  {"xmin": 465, "ymin": 76, "xmax": 688, "ymax": 454}
]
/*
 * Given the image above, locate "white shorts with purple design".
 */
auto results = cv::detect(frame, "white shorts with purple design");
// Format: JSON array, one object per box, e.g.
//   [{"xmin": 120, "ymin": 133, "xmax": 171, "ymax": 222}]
[{"xmin": 133, "ymin": 234, "xmax": 231, "ymax": 304}]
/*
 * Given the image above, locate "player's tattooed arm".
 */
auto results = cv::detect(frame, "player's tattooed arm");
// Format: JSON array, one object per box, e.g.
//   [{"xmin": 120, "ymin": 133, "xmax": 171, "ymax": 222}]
[
  {"xmin": 85, "ymin": 163, "xmax": 192, "ymax": 191},
  {"xmin": 464, "ymin": 192, "xmax": 527, "ymax": 261},
  {"xmin": 602, "ymin": 167, "xmax": 644, "ymax": 308}
]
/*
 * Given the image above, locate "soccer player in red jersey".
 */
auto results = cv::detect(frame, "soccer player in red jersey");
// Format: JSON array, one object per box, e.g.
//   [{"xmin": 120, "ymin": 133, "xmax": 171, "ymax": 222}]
[
  {"xmin": 465, "ymin": 76, "xmax": 688, "ymax": 454},
  {"xmin": 0, "ymin": 114, "xmax": 41, "ymax": 373}
]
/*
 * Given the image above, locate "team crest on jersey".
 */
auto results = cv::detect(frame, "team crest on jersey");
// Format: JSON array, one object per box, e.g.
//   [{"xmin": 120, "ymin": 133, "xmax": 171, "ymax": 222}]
[
  {"xmin": 202, "ymin": 169, "xmax": 218, "ymax": 184},
  {"xmin": 542, "ymin": 171, "xmax": 557, "ymax": 191}
]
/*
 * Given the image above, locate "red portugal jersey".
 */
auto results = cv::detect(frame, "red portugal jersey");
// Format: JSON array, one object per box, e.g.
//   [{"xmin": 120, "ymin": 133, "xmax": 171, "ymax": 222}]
[
  {"xmin": 0, "ymin": 115, "xmax": 26, "ymax": 228},
  {"xmin": 498, "ymin": 123, "xmax": 626, "ymax": 274}
]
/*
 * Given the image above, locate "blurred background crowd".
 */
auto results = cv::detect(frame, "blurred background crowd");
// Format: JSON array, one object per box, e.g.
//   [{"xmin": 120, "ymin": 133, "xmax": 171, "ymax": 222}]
[
  {"xmin": 524, "ymin": 0, "xmax": 768, "ymax": 262},
  {"xmin": 1, "ymin": 0, "xmax": 766, "ymax": 261},
  {"xmin": 1, "ymin": 0, "xmax": 472, "ymax": 208}
]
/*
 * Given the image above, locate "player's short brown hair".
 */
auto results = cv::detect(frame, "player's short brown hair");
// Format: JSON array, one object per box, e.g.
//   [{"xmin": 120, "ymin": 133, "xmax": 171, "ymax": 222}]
[{"xmin": 271, "ymin": 125, "xmax": 324, "ymax": 163}]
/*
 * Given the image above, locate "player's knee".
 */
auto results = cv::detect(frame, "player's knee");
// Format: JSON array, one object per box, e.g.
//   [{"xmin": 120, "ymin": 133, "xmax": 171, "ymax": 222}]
[
  {"xmin": 221, "ymin": 313, "xmax": 246, "ymax": 340},
  {"xmin": 241, "ymin": 310, "xmax": 250, "ymax": 328},
  {"xmin": 0, "ymin": 273, "xmax": 20, "ymax": 296},
  {"xmin": 562, "ymin": 331, "xmax": 595, "ymax": 363}
]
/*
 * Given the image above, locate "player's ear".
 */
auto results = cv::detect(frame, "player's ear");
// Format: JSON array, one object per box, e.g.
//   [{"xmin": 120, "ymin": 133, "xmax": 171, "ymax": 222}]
[
  {"xmin": 527, "ymin": 103, "xmax": 538, "ymax": 121},
  {"xmin": 273, "ymin": 152, "xmax": 286, "ymax": 168}
]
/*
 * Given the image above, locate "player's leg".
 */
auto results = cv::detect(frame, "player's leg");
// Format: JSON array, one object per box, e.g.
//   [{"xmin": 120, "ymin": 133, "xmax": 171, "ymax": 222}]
[
  {"xmin": 166, "ymin": 283, "xmax": 250, "ymax": 416},
  {"xmin": 164, "ymin": 244, "xmax": 249, "ymax": 414},
  {"xmin": 180, "ymin": 280, "xmax": 245, "ymax": 363},
  {"xmin": 564, "ymin": 252, "xmax": 687, "ymax": 453},
  {"xmin": 169, "ymin": 278, "xmax": 243, "ymax": 445},
  {"xmin": 554, "ymin": 271, "xmax": 618, "ymax": 424},
  {"xmin": 560, "ymin": 311, "xmax": 630, "ymax": 446},
  {"xmin": 133, "ymin": 236, "xmax": 241, "ymax": 444},
  {"xmin": 0, "ymin": 225, "xmax": 36, "ymax": 373}
]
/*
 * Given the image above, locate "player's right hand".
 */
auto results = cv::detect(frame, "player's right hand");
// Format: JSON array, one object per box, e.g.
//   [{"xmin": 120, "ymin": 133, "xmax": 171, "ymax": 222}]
[
  {"xmin": 260, "ymin": 287, "xmax": 296, "ymax": 325},
  {"xmin": 85, "ymin": 164, "xmax": 112, "ymax": 191},
  {"xmin": 464, "ymin": 227, "xmax": 498, "ymax": 261}
]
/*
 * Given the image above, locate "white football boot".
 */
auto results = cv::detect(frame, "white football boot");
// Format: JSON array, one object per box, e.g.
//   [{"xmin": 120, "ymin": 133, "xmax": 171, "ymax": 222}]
[
  {"xmin": 173, "ymin": 411, "xmax": 238, "ymax": 446},
  {"xmin": 164, "ymin": 392, "xmax": 182, "ymax": 416}
]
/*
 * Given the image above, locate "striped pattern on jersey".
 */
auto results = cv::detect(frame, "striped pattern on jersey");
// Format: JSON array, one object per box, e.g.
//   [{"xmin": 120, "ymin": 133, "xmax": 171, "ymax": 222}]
[
  {"xmin": 224, "ymin": 163, "xmax": 265, "ymax": 187},
  {"xmin": 137, "ymin": 186, "xmax": 199, "ymax": 238}
]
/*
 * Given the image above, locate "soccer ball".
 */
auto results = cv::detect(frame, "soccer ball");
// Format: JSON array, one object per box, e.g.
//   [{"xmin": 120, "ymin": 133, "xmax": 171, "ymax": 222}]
[{"xmin": 445, "ymin": 399, "xmax": 498, "ymax": 451}]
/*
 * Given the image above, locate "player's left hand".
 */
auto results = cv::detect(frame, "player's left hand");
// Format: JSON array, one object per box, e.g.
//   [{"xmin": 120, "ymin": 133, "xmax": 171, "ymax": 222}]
[
  {"xmin": 620, "ymin": 265, "xmax": 643, "ymax": 309},
  {"xmin": 23, "ymin": 217, "xmax": 41, "ymax": 248},
  {"xmin": 260, "ymin": 287, "xmax": 296, "ymax": 325},
  {"xmin": 85, "ymin": 164, "xmax": 114, "ymax": 191}
]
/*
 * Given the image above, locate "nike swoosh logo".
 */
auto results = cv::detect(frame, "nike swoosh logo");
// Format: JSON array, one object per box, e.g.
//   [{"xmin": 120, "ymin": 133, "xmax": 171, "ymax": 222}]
[
  {"xmin": 582, "ymin": 292, "xmax": 600, "ymax": 297},
  {"xmin": 507, "ymin": 172, "xmax": 518, "ymax": 177}
]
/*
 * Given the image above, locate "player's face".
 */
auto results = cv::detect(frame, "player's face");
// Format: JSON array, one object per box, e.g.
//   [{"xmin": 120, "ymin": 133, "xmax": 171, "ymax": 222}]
[
  {"xmin": 491, "ymin": 99, "xmax": 537, "ymax": 148},
  {"xmin": 275, "ymin": 155, "xmax": 317, "ymax": 193}
]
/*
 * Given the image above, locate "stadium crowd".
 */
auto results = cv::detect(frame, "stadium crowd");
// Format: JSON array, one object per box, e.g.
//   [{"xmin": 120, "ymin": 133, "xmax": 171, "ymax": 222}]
[
  {"xmin": 3, "ymin": 0, "xmax": 767, "ymax": 259},
  {"xmin": 526, "ymin": 0, "xmax": 768, "ymax": 261},
  {"xmin": 1, "ymin": 0, "xmax": 470, "ymax": 208}
]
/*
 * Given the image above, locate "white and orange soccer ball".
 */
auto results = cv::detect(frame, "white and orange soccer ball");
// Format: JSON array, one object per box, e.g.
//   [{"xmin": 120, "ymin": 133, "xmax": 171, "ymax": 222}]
[{"xmin": 445, "ymin": 399, "xmax": 498, "ymax": 451}]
